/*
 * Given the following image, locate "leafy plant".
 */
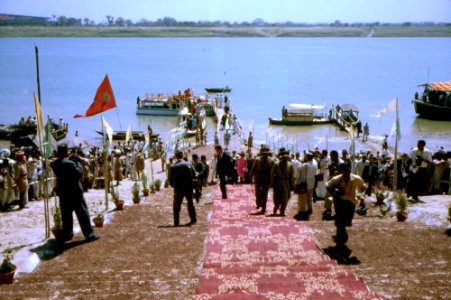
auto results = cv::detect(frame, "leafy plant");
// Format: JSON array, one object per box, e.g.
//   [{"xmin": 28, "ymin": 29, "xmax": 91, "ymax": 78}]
[
  {"xmin": 132, "ymin": 182, "xmax": 140, "ymax": 199},
  {"xmin": 374, "ymin": 186, "xmax": 389, "ymax": 199},
  {"xmin": 164, "ymin": 178, "xmax": 169, "ymax": 188},
  {"xmin": 0, "ymin": 249, "xmax": 16, "ymax": 274},
  {"xmin": 150, "ymin": 181, "xmax": 156, "ymax": 193},
  {"xmin": 93, "ymin": 213, "xmax": 104, "ymax": 222},
  {"xmin": 393, "ymin": 191, "xmax": 408, "ymax": 214},
  {"xmin": 141, "ymin": 173, "xmax": 149, "ymax": 190},
  {"xmin": 51, "ymin": 205, "xmax": 63, "ymax": 230},
  {"xmin": 110, "ymin": 186, "xmax": 120, "ymax": 203},
  {"xmin": 154, "ymin": 178, "xmax": 162, "ymax": 187}
]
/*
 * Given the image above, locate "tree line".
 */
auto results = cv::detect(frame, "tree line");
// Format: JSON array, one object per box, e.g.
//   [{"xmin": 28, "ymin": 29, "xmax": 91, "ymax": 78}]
[{"xmin": 12, "ymin": 15, "xmax": 451, "ymax": 27}]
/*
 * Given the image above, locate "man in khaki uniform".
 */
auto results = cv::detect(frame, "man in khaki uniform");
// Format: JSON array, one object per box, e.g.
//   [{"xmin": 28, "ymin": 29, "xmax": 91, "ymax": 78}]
[
  {"xmin": 250, "ymin": 146, "xmax": 273, "ymax": 214},
  {"xmin": 14, "ymin": 152, "xmax": 28, "ymax": 209},
  {"xmin": 271, "ymin": 150, "xmax": 294, "ymax": 216}
]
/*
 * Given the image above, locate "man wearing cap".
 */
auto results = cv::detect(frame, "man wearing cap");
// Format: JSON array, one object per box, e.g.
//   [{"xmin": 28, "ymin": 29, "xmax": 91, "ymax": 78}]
[
  {"xmin": 326, "ymin": 163, "xmax": 366, "ymax": 255},
  {"xmin": 169, "ymin": 150, "xmax": 197, "ymax": 226},
  {"xmin": 51, "ymin": 144, "xmax": 99, "ymax": 250},
  {"xmin": 250, "ymin": 146, "xmax": 274, "ymax": 214},
  {"xmin": 271, "ymin": 150, "xmax": 294, "ymax": 216}
]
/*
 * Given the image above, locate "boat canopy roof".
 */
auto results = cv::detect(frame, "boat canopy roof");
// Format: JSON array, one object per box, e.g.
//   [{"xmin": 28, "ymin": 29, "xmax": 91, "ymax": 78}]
[
  {"xmin": 287, "ymin": 103, "xmax": 325, "ymax": 111},
  {"xmin": 178, "ymin": 107, "xmax": 192, "ymax": 116},
  {"xmin": 418, "ymin": 81, "xmax": 451, "ymax": 92},
  {"xmin": 341, "ymin": 104, "xmax": 359, "ymax": 112}
]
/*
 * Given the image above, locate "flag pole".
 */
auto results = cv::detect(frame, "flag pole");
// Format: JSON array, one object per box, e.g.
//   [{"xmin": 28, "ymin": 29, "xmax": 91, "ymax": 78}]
[
  {"xmin": 102, "ymin": 115, "xmax": 109, "ymax": 210},
  {"xmin": 392, "ymin": 97, "xmax": 399, "ymax": 191},
  {"xmin": 35, "ymin": 45, "xmax": 50, "ymax": 239}
]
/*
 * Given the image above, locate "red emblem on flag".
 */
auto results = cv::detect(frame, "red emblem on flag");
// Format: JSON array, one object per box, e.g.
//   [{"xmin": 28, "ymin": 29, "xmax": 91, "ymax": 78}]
[{"xmin": 74, "ymin": 75, "xmax": 117, "ymax": 118}]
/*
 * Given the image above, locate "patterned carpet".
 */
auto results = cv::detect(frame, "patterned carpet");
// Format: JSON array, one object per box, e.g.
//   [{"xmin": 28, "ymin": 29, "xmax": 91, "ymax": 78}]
[{"xmin": 195, "ymin": 185, "xmax": 379, "ymax": 299}]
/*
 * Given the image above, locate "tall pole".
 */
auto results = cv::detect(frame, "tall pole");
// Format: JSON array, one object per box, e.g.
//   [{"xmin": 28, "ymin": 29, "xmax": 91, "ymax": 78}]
[
  {"xmin": 392, "ymin": 97, "xmax": 399, "ymax": 191},
  {"xmin": 102, "ymin": 116, "xmax": 109, "ymax": 210},
  {"xmin": 35, "ymin": 46, "xmax": 42, "ymax": 105},
  {"xmin": 35, "ymin": 46, "xmax": 50, "ymax": 239}
]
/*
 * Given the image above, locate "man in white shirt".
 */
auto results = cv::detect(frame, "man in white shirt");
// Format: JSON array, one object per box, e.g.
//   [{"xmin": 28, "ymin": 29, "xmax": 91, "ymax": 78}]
[
  {"xmin": 294, "ymin": 152, "xmax": 318, "ymax": 220},
  {"xmin": 409, "ymin": 140, "xmax": 433, "ymax": 200}
]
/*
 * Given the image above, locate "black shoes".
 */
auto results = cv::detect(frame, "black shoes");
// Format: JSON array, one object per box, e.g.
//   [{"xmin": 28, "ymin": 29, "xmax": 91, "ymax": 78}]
[
  {"xmin": 86, "ymin": 234, "xmax": 100, "ymax": 242},
  {"xmin": 186, "ymin": 220, "xmax": 197, "ymax": 226}
]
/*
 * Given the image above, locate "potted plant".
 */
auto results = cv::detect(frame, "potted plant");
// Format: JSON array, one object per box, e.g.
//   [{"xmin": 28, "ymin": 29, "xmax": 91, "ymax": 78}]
[
  {"xmin": 51, "ymin": 205, "xmax": 63, "ymax": 240},
  {"xmin": 374, "ymin": 187, "xmax": 388, "ymax": 205},
  {"xmin": 164, "ymin": 177, "xmax": 169, "ymax": 188},
  {"xmin": 110, "ymin": 186, "xmax": 124, "ymax": 210},
  {"xmin": 393, "ymin": 191, "xmax": 408, "ymax": 222},
  {"xmin": 93, "ymin": 213, "xmax": 104, "ymax": 227},
  {"xmin": 154, "ymin": 179, "xmax": 162, "ymax": 192},
  {"xmin": 132, "ymin": 182, "xmax": 141, "ymax": 204},
  {"xmin": 141, "ymin": 173, "xmax": 149, "ymax": 196},
  {"xmin": 0, "ymin": 249, "xmax": 16, "ymax": 284}
]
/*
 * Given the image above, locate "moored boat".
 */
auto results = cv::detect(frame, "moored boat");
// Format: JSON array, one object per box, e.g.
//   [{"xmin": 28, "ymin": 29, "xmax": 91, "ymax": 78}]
[
  {"xmin": 413, "ymin": 81, "xmax": 451, "ymax": 120},
  {"xmin": 95, "ymin": 130, "xmax": 159, "ymax": 141},
  {"xmin": 205, "ymin": 87, "xmax": 232, "ymax": 94},
  {"xmin": 269, "ymin": 104, "xmax": 333, "ymax": 126}
]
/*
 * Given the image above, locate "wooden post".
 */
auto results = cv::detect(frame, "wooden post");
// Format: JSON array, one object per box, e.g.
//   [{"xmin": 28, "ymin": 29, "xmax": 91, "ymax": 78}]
[{"xmin": 392, "ymin": 97, "xmax": 399, "ymax": 191}]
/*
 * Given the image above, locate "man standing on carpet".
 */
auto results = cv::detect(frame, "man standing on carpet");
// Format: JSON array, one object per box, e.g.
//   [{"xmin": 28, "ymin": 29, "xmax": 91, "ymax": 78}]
[
  {"xmin": 271, "ymin": 150, "xmax": 294, "ymax": 216},
  {"xmin": 51, "ymin": 144, "xmax": 99, "ymax": 252},
  {"xmin": 250, "ymin": 145, "xmax": 274, "ymax": 214},
  {"xmin": 169, "ymin": 150, "xmax": 197, "ymax": 226},
  {"xmin": 326, "ymin": 163, "xmax": 366, "ymax": 256},
  {"xmin": 215, "ymin": 145, "xmax": 232, "ymax": 199}
]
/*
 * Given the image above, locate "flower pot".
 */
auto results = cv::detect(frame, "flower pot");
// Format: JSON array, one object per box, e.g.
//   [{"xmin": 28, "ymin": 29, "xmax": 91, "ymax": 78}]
[
  {"xmin": 0, "ymin": 266, "xmax": 16, "ymax": 284},
  {"xmin": 155, "ymin": 185, "xmax": 161, "ymax": 192},
  {"xmin": 114, "ymin": 200, "xmax": 124, "ymax": 210},
  {"xmin": 93, "ymin": 219, "xmax": 104, "ymax": 228},
  {"xmin": 133, "ymin": 197, "xmax": 141, "ymax": 204},
  {"xmin": 396, "ymin": 212, "xmax": 408, "ymax": 222},
  {"xmin": 376, "ymin": 196, "xmax": 385, "ymax": 205},
  {"xmin": 51, "ymin": 226, "xmax": 63, "ymax": 240},
  {"xmin": 142, "ymin": 189, "xmax": 149, "ymax": 197}
]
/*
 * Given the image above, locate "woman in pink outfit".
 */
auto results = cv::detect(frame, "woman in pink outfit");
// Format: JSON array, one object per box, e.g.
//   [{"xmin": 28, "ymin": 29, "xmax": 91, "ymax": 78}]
[{"xmin": 236, "ymin": 151, "xmax": 248, "ymax": 183}]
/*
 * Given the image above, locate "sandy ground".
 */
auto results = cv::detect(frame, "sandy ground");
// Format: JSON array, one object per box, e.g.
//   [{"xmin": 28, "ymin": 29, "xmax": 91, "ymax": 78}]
[{"xmin": 1, "ymin": 132, "xmax": 450, "ymax": 298}]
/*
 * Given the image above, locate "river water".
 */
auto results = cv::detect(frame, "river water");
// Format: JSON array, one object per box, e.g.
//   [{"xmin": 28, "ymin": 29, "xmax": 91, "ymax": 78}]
[{"xmin": 0, "ymin": 37, "xmax": 450, "ymax": 153}]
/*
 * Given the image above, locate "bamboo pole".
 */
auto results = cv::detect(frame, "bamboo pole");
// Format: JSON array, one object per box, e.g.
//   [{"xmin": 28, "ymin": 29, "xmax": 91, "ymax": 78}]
[
  {"xmin": 102, "ymin": 115, "xmax": 109, "ymax": 210},
  {"xmin": 392, "ymin": 97, "xmax": 399, "ymax": 191}
]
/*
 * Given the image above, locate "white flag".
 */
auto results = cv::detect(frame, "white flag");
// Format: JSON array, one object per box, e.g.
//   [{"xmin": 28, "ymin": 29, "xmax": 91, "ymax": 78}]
[
  {"xmin": 370, "ymin": 98, "xmax": 397, "ymax": 118},
  {"xmin": 125, "ymin": 125, "xmax": 132, "ymax": 143},
  {"xmin": 101, "ymin": 116, "xmax": 113, "ymax": 145}
]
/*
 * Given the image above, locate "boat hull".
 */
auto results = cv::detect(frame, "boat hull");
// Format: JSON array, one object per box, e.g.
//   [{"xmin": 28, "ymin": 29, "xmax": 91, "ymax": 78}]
[
  {"xmin": 413, "ymin": 99, "xmax": 451, "ymax": 120},
  {"xmin": 269, "ymin": 117, "xmax": 333, "ymax": 126},
  {"xmin": 95, "ymin": 130, "xmax": 159, "ymax": 141},
  {"xmin": 136, "ymin": 108, "xmax": 180, "ymax": 116}
]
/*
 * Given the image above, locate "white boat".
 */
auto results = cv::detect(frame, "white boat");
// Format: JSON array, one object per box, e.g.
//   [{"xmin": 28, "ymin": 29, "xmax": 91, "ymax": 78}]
[
  {"xmin": 136, "ymin": 94, "xmax": 185, "ymax": 116},
  {"xmin": 269, "ymin": 103, "xmax": 333, "ymax": 126}
]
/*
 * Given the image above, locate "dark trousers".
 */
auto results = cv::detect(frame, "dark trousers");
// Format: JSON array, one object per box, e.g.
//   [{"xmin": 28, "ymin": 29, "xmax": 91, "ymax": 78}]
[
  {"xmin": 334, "ymin": 198, "xmax": 355, "ymax": 246},
  {"xmin": 273, "ymin": 187, "xmax": 289, "ymax": 215},
  {"xmin": 173, "ymin": 191, "xmax": 197, "ymax": 226},
  {"xmin": 365, "ymin": 180, "xmax": 376, "ymax": 196},
  {"xmin": 218, "ymin": 174, "xmax": 227, "ymax": 198},
  {"xmin": 59, "ymin": 195, "xmax": 95, "ymax": 241},
  {"xmin": 255, "ymin": 183, "xmax": 269, "ymax": 212}
]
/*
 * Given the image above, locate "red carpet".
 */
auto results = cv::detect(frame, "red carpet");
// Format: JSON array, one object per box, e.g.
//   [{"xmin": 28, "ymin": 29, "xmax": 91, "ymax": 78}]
[{"xmin": 195, "ymin": 185, "xmax": 379, "ymax": 299}]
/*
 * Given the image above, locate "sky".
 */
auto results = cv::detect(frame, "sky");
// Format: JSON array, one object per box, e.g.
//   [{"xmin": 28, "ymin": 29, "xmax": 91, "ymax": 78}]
[{"xmin": 1, "ymin": 0, "xmax": 451, "ymax": 23}]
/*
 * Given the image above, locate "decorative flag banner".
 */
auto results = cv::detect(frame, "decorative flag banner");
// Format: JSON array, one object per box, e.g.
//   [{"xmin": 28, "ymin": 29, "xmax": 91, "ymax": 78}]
[
  {"xmin": 74, "ymin": 75, "xmax": 116, "ymax": 118},
  {"xmin": 101, "ymin": 115, "xmax": 113, "ymax": 145},
  {"xmin": 125, "ymin": 125, "xmax": 132, "ymax": 144},
  {"xmin": 34, "ymin": 93, "xmax": 44, "ymax": 134},
  {"xmin": 370, "ymin": 98, "xmax": 397, "ymax": 118}
]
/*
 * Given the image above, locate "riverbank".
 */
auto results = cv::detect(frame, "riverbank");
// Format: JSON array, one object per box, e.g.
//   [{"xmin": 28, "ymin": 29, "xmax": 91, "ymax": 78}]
[{"xmin": 1, "ymin": 25, "xmax": 450, "ymax": 37}]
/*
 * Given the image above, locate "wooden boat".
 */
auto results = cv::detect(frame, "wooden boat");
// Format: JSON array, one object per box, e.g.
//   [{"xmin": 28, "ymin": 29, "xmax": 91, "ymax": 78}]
[
  {"xmin": 95, "ymin": 130, "xmax": 159, "ymax": 141},
  {"xmin": 269, "ymin": 104, "xmax": 333, "ymax": 126},
  {"xmin": 2, "ymin": 118, "xmax": 68, "ymax": 145},
  {"xmin": 205, "ymin": 87, "xmax": 232, "ymax": 94},
  {"xmin": 335, "ymin": 104, "xmax": 360, "ymax": 128},
  {"xmin": 136, "ymin": 94, "xmax": 185, "ymax": 116},
  {"xmin": 413, "ymin": 81, "xmax": 451, "ymax": 120}
]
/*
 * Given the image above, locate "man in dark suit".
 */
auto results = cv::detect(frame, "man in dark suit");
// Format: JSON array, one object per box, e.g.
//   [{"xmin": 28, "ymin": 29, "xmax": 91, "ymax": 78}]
[
  {"xmin": 51, "ymin": 144, "xmax": 99, "ymax": 250},
  {"xmin": 396, "ymin": 153, "xmax": 411, "ymax": 191},
  {"xmin": 191, "ymin": 153, "xmax": 204, "ymax": 203},
  {"xmin": 215, "ymin": 145, "xmax": 232, "ymax": 199},
  {"xmin": 169, "ymin": 150, "xmax": 197, "ymax": 226},
  {"xmin": 362, "ymin": 157, "xmax": 379, "ymax": 196}
]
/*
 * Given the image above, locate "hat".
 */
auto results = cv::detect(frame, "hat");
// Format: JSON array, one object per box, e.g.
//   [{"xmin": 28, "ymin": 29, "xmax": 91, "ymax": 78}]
[
  {"xmin": 279, "ymin": 150, "xmax": 290, "ymax": 158},
  {"xmin": 259, "ymin": 145, "xmax": 270, "ymax": 155}
]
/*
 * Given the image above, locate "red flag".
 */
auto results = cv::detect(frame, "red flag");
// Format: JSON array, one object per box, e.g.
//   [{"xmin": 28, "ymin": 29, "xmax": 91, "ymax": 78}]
[{"xmin": 74, "ymin": 75, "xmax": 116, "ymax": 118}]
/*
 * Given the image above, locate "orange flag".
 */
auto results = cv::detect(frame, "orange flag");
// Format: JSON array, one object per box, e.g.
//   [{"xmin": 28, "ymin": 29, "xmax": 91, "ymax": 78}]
[{"xmin": 74, "ymin": 75, "xmax": 116, "ymax": 118}]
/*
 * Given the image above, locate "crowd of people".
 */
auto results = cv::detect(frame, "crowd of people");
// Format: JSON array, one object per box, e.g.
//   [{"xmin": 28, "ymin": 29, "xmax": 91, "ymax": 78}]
[{"xmin": 0, "ymin": 138, "xmax": 166, "ymax": 212}]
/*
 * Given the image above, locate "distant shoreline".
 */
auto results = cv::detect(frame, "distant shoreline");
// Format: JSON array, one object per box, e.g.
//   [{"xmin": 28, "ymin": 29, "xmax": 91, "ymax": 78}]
[{"xmin": 1, "ymin": 26, "xmax": 450, "ymax": 37}]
